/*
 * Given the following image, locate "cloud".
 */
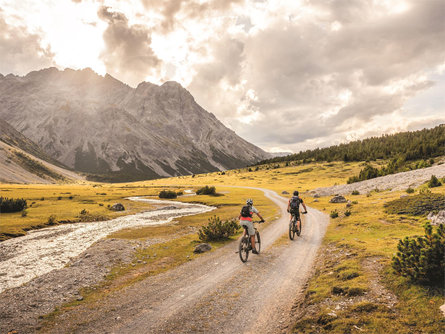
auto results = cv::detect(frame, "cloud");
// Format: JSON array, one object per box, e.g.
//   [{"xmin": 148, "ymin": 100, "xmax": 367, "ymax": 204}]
[
  {"xmin": 0, "ymin": 11, "xmax": 54, "ymax": 75},
  {"xmin": 97, "ymin": 6, "xmax": 161, "ymax": 86},
  {"xmin": 189, "ymin": 0, "xmax": 445, "ymax": 152}
]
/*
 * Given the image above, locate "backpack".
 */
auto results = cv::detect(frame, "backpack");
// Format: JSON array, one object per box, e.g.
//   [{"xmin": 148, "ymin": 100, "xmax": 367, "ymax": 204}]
[
  {"xmin": 240, "ymin": 205, "xmax": 252, "ymax": 218},
  {"xmin": 289, "ymin": 196, "xmax": 301, "ymax": 212}
]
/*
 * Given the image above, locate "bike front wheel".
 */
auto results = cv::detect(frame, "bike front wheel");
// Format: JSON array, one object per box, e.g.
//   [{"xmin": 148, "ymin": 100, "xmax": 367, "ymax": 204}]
[
  {"xmin": 239, "ymin": 236, "xmax": 249, "ymax": 262},
  {"xmin": 255, "ymin": 231, "xmax": 261, "ymax": 253}
]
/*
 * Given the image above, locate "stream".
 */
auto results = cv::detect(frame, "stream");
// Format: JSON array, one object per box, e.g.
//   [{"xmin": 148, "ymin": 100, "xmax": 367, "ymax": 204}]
[{"xmin": 0, "ymin": 197, "xmax": 214, "ymax": 293}]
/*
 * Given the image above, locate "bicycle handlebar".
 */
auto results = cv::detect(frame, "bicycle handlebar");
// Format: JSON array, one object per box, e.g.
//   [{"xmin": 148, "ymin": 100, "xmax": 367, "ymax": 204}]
[{"xmin": 251, "ymin": 220, "xmax": 265, "ymax": 224}]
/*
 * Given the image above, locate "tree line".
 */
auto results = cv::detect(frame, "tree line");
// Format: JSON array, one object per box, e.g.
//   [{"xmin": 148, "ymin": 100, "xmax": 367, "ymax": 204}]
[{"xmin": 258, "ymin": 125, "xmax": 445, "ymax": 165}]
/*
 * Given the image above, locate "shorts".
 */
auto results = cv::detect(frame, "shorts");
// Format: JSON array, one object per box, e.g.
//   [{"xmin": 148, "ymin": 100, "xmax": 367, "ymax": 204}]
[
  {"xmin": 240, "ymin": 220, "xmax": 255, "ymax": 236},
  {"xmin": 290, "ymin": 210, "xmax": 300, "ymax": 220}
]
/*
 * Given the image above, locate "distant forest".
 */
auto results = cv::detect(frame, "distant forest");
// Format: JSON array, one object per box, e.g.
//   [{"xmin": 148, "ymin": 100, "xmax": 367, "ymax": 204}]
[{"xmin": 259, "ymin": 125, "xmax": 445, "ymax": 165}]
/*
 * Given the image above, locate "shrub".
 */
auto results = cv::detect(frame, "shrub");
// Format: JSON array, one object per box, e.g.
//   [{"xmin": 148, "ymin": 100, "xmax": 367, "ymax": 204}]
[
  {"xmin": 330, "ymin": 210, "xmax": 339, "ymax": 218},
  {"xmin": 344, "ymin": 210, "xmax": 351, "ymax": 217},
  {"xmin": 21, "ymin": 209, "xmax": 28, "ymax": 217},
  {"xmin": 406, "ymin": 187, "xmax": 415, "ymax": 194},
  {"xmin": 0, "ymin": 197, "xmax": 27, "ymax": 213},
  {"xmin": 384, "ymin": 193, "xmax": 445, "ymax": 216},
  {"xmin": 198, "ymin": 216, "xmax": 240, "ymax": 241},
  {"xmin": 351, "ymin": 190, "xmax": 360, "ymax": 195},
  {"xmin": 176, "ymin": 191, "xmax": 183, "ymax": 196},
  {"xmin": 47, "ymin": 215, "xmax": 57, "ymax": 225},
  {"xmin": 352, "ymin": 201, "xmax": 358, "ymax": 204},
  {"xmin": 196, "ymin": 186, "xmax": 216, "ymax": 195},
  {"xmin": 392, "ymin": 223, "xmax": 444, "ymax": 286},
  {"xmin": 158, "ymin": 190, "xmax": 177, "ymax": 199},
  {"xmin": 428, "ymin": 175, "xmax": 442, "ymax": 188}
]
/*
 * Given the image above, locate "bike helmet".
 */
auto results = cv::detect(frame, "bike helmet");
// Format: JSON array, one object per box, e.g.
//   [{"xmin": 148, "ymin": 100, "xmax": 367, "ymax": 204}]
[
  {"xmin": 293, "ymin": 190, "xmax": 299, "ymax": 196},
  {"xmin": 246, "ymin": 198, "xmax": 253, "ymax": 205}
]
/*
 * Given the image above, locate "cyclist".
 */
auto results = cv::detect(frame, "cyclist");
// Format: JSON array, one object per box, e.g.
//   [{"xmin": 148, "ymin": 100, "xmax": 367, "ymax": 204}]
[
  {"xmin": 287, "ymin": 191, "xmax": 307, "ymax": 232},
  {"xmin": 239, "ymin": 199, "xmax": 265, "ymax": 255}
]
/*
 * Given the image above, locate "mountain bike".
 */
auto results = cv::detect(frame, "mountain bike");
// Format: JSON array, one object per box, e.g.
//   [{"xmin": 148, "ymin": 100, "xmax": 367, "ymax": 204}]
[
  {"xmin": 289, "ymin": 211, "xmax": 307, "ymax": 240},
  {"xmin": 238, "ymin": 220, "xmax": 263, "ymax": 263}
]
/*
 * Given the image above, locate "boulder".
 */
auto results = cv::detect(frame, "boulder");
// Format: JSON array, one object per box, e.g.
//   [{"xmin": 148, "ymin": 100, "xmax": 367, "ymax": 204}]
[
  {"xmin": 346, "ymin": 201, "xmax": 352, "ymax": 208},
  {"xmin": 193, "ymin": 243, "xmax": 212, "ymax": 254},
  {"xmin": 329, "ymin": 195, "xmax": 347, "ymax": 203},
  {"xmin": 427, "ymin": 210, "xmax": 445, "ymax": 225},
  {"xmin": 313, "ymin": 194, "xmax": 320, "ymax": 198},
  {"xmin": 282, "ymin": 191, "xmax": 289, "ymax": 195},
  {"xmin": 313, "ymin": 199, "xmax": 319, "ymax": 202},
  {"xmin": 110, "ymin": 203, "xmax": 125, "ymax": 211}
]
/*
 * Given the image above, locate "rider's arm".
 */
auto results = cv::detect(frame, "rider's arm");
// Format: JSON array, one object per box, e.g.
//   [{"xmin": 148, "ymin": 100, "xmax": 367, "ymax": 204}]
[
  {"xmin": 287, "ymin": 200, "xmax": 290, "ymax": 212},
  {"xmin": 256, "ymin": 212, "xmax": 265, "ymax": 222},
  {"xmin": 302, "ymin": 202, "xmax": 308, "ymax": 213}
]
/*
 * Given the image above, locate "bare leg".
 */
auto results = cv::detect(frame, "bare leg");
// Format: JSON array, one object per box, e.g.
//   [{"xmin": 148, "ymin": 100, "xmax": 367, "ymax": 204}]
[{"xmin": 250, "ymin": 235, "xmax": 256, "ymax": 250}]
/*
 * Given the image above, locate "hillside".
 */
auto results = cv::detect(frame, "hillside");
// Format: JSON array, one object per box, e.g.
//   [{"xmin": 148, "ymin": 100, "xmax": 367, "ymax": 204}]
[
  {"xmin": 259, "ymin": 124, "xmax": 445, "ymax": 164},
  {"xmin": 0, "ymin": 119, "xmax": 84, "ymax": 183},
  {"xmin": 0, "ymin": 68, "xmax": 270, "ymax": 182}
]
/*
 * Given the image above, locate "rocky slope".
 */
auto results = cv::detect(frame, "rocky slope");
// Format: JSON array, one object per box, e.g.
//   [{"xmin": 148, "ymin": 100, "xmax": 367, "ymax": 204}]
[
  {"xmin": 0, "ymin": 68, "xmax": 270, "ymax": 181},
  {"xmin": 0, "ymin": 118, "xmax": 83, "ymax": 183}
]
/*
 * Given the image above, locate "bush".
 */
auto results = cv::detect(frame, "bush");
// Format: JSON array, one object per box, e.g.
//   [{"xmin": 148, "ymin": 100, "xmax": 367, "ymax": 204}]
[
  {"xmin": 198, "ymin": 216, "xmax": 240, "ymax": 241},
  {"xmin": 176, "ymin": 191, "xmax": 183, "ymax": 196},
  {"xmin": 0, "ymin": 197, "xmax": 27, "ymax": 213},
  {"xmin": 351, "ymin": 190, "xmax": 360, "ymax": 195},
  {"xmin": 330, "ymin": 210, "xmax": 339, "ymax": 218},
  {"xmin": 428, "ymin": 175, "xmax": 442, "ymax": 188},
  {"xmin": 344, "ymin": 210, "xmax": 351, "ymax": 217},
  {"xmin": 196, "ymin": 186, "xmax": 216, "ymax": 195},
  {"xmin": 392, "ymin": 223, "xmax": 444, "ymax": 286},
  {"xmin": 406, "ymin": 187, "xmax": 415, "ymax": 193},
  {"xmin": 21, "ymin": 209, "xmax": 28, "ymax": 217},
  {"xmin": 158, "ymin": 190, "xmax": 177, "ymax": 199},
  {"xmin": 352, "ymin": 201, "xmax": 358, "ymax": 204},
  {"xmin": 47, "ymin": 215, "xmax": 57, "ymax": 225}
]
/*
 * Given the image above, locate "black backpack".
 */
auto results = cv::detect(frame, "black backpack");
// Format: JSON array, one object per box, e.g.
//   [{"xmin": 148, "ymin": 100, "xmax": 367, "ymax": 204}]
[
  {"xmin": 289, "ymin": 196, "xmax": 301, "ymax": 211},
  {"xmin": 241, "ymin": 205, "xmax": 252, "ymax": 218}
]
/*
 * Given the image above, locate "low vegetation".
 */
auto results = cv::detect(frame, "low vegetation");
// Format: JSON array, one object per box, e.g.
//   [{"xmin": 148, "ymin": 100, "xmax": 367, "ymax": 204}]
[
  {"xmin": 0, "ymin": 197, "xmax": 27, "ymax": 213},
  {"xmin": 198, "ymin": 216, "xmax": 240, "ymax": 241},
  {"xmin": 428, "ymin": 175, "xmax": 442, "ymax": 188},
  {"xmin": 384, "ymin": 193, "xmax": 445, "ymax": 215},
  {"xmin": 196, "ymin": 185, "xmax": 216, "ymax": 195},
  {"xmin": 158, "ymin": 190, "xmax": 178, "ymax": 199},
  {"xmin": 392, "ymin": 223, "xmax": 444, "ymax": 286}
]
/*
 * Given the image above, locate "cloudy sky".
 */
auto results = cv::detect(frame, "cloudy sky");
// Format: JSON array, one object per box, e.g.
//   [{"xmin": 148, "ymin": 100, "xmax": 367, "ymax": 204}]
[{"xmin": 1, "ymin": 0, "xmax": 444, "ymax": 153}]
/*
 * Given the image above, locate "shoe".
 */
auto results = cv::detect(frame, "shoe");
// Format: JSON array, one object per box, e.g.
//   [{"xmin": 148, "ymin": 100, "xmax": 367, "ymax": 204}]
[{"xmin": 252, "ymin": 249, "xmax": 259, "ymax": 255}]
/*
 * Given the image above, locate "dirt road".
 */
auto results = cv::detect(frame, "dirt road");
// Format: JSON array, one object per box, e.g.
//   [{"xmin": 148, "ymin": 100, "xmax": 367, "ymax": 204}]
[{"xmin": 48, "ymin": 188, "xmax": 329, "ymax": 334}]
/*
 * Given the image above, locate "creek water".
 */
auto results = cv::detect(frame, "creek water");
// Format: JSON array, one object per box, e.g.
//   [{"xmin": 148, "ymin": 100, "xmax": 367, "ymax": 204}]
[{"xmin": 0, "ymin": 197, "xmax": 214, "ymax": 293}]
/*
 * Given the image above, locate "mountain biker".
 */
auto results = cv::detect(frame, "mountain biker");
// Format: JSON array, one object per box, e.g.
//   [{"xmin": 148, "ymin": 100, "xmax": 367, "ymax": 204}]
[
  {"xmin": 239, "ymin": 199, "xmax": 265, "ymax": 255},
  {"xmin": 287, "ymin": 191, "xmax": 307, "ymax": 231}
]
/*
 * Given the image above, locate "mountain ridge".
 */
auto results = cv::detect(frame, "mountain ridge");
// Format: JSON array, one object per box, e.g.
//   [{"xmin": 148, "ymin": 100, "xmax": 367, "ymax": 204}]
[{"xmin": 0, "ymin": 67, "xmax": 270, "ymax": 181}]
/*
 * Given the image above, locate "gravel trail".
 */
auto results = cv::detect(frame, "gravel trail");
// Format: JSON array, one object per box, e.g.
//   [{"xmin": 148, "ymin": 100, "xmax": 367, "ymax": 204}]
[{"xmin": 46, "ymin": 188, "xmax": 329, "ymax": 334}]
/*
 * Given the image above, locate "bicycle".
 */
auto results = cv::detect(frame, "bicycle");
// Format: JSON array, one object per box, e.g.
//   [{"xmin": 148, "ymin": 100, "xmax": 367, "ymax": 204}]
[
  {"xmin": 238, "ymin": 220, "xmax": 263, "ymax": 263},
  {"xmin": 289, "ymin": 211, "xmax": 307, "ymax": 240}
]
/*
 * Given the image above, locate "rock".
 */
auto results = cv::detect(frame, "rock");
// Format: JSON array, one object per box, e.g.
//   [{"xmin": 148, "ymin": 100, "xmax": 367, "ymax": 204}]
[
  {"xmin": 329, "ymin": 195, "xmax": 347, "ymax": 203},
  {"xmin": 313, "ymin": 194, "xmax": 320, "ymax": 198},
  {"xmin": 110, "ymin": 203, "xmax": 125, "ymax": 211},
  {"xmin": 428, "ymin": 210, "xmax": 445, "ymax": 225},
  {"xmin": 313, "ymin": 199, "xmax": 319, "ymax": 202},
  {"xmin": 400, "ymin": 194, "xmax": 408, "ymax": 198},
  {"xmin": 282, "ymin": 191, "xmax": 289, "ymax": 195},
  {"xmin": 76, "ymin": 296, "xmax": 83, "ymax": 301},
  {"xmin": 193, "ymin": 243, "xmax": 212, "ymax": 254},
  {"xmin": 346, "ymin": 201, "xmax": 352, "ymax": 207}
]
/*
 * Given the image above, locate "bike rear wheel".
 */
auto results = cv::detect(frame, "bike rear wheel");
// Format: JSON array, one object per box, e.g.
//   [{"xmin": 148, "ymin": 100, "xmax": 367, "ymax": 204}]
[
  {"xmin": 296, "ymin": 219, "xmax": 302, "ymax": 236},
  {"xmin": 289, "ymin": 218, "xmax": 295, "ymax": 240},
  {"xmin": 255, "ymin": 231, "xmax": 261, "ymax": 253},
  {"xmin": 239, "ymin": 236, "xmax": 249, "ymax": 262}
]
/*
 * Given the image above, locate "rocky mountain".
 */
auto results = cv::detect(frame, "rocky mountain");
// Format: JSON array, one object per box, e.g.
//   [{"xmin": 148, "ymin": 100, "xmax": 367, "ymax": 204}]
[{"xmin": 0, "ymin": 68, "xmax": 270, "ymax": 181}]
